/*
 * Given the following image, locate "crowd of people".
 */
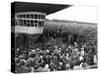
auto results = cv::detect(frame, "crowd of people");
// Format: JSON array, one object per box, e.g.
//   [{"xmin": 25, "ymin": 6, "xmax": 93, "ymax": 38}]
[{"xmin": 12, "ymin": 27, "xmax": 97, "ymax": 73}]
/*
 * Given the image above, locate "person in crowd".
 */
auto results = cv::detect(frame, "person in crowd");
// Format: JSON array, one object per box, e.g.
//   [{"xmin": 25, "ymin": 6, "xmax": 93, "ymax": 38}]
[{"xmin": 14, "ymin": 28, "xmax": 97, "ymax": 72}]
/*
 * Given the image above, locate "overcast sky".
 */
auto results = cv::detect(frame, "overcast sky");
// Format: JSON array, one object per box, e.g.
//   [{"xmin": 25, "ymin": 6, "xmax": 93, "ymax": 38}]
[{"xmin": 46, "ymin": 5, "xmax": 97, "ymax": 23}]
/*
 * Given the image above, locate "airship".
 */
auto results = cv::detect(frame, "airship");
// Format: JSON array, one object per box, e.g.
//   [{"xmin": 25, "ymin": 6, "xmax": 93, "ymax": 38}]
[{"xmin": 11, "ymin": 2, "xmax": 71, "ymax": 48}]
